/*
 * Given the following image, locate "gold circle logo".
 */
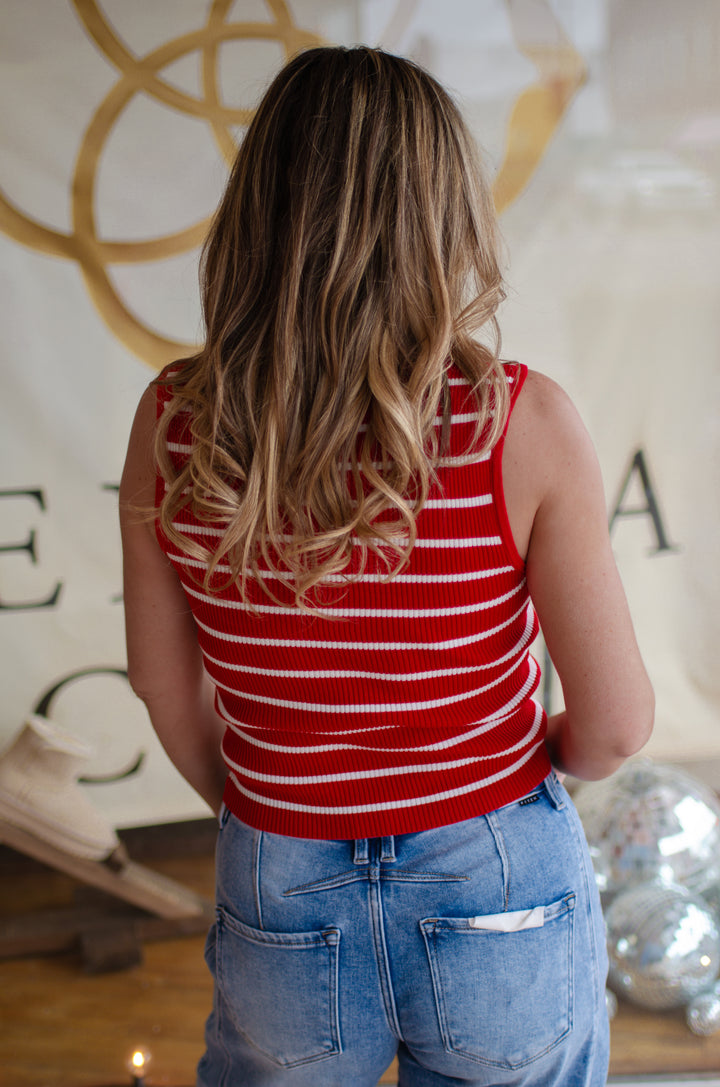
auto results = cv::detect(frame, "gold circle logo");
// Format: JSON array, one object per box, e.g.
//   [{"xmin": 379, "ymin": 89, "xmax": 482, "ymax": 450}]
[{"xmin": 0, "ymin": 0, "xmax": 583, "ymax": 371}]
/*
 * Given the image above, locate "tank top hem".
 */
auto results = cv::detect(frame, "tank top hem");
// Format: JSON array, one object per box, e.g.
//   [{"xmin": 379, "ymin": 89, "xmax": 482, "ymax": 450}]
[{"xmin": 220, "ymin": 746, "xmax": 552, "ymax": 840}]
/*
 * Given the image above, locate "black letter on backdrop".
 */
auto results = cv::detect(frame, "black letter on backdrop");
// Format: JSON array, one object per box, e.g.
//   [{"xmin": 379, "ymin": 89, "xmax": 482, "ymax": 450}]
[
  {"xmin": 0, "ymin": 488, "xmax": 63, "ymax": 610},
  {"xmin": 101, "ymin": 482, "xmax": 123, "ymax": 604},
  {"xmin": 609, "ymin": 449, "xmax": 678, "ymax": 554},
  {"xmin": 34, "ymin": 666, "xmax": 146, "ymax": 783}
]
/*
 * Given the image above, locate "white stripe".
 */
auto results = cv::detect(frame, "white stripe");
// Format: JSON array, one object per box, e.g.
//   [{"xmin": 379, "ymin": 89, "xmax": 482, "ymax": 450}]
[
  {"xmin": 211, "ymin": 650, "xmax": 527, "ymax": 716},
  {"xmin": 194, "ymin": 597, "xmax": 531, "ymax": 651},
  {"xmin": 167, "ymin": 550, "xmax": 515, "ymax": 585},
  {"xmin": 223, "ymin": 701, "xmax": 516, "ymax": 749},
  {"xmin": 319, "ymin": 566, "xmax": 513, "ymax": 584},
  {"xmin": 227, "ymin": 739, "xmax": 544, "ymax": 816},
  {"xmin": 167, "ymin": 492, "xmax": 495, "ymax": 530},
  {"xmin": 167, "ymin": 441, "xmax": 492, "ymax": 471},
  {"xmin": 162, "ymin": 482, "xmax": 192, "ymax": 497},
  {"xmin": 223, "ymin": 703, "xmax": 516, "ymax": 745},
  {"xmin": 446, "ymin": 374, "xmax": 512, "ymax": 385},
  {"xmin": 166, "ymin": 446, "xmax": 493, "ymax": 468},
  {"xmin": 301, "ymin": 663, "xmax": 538, "ymax": 740},
  {"xmin": 437, "ymin": 412, "xmax": 480, "ymax": 426},
  {"xmin": 224, "ymin": 703, "xmax": 544, "ymax": 786},
  {"xmin": 357, "ymin": 411, "xmax": 480, "ymax": 433},
  {"xmin": 446, "ymin": 374, "xmax": 513, "ymax": 386},
  {"xmin": 218, "ymin": 659, "xmax": 540, "ymax": 752},
  {"xmin": 413, "ymin": 536, "xmax": 501, "ymax": 548},
  {"xmin": 422, "ymin": 493, "xmax": 492, "ymax": 509},
  {"xmin": 181, "ymin": 579, "xmax": 524, "ymax": 620},
  {"xmin": 437, "ymin": 451, "xmax": 491, "ymax": 466},
  {"xmin": 171, "ymin": 522, "xmax": 501, "ymax": 549},
  {"xmin": 200, "ymin": 614, "xmax": 535, "ymax": 680}
]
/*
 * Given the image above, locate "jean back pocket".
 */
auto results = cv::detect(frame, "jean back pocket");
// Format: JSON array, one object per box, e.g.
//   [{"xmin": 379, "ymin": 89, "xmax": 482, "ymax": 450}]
[
  {"xmin": 420, "ymin": 893, "xmax": 575, "ymax": 1069},
  {"xmin": 215, "ymin": 906, "xmax": 342, "ymax": 1068}
]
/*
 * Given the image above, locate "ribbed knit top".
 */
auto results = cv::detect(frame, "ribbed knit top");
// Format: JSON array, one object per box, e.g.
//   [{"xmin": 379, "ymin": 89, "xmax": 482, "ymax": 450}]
[{"xmin": 155, "ymin": 362, "xmax": 550, "ymax": 839}]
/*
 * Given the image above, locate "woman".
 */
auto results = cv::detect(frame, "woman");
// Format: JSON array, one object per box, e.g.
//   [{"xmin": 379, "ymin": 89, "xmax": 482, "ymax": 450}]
[{"xmin": 120, "ymin": 46, "xmax": 653, "ymax": 1087}]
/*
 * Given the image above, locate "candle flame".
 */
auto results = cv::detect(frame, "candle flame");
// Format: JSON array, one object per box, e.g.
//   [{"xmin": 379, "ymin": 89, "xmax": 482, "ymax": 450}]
[{"xmin": 125, "ymin": 1046, "xmax": 152, "ymax": 1076}]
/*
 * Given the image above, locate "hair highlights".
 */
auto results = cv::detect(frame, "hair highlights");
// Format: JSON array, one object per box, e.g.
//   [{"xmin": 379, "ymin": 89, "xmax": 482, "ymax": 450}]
[{"xmin": 155, "ymin": 46, "xmax": 508, "ymax": 607}]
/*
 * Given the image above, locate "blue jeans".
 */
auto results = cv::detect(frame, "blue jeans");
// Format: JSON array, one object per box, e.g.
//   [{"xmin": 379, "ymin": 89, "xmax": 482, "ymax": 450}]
[{"xmin": 197, "ymin": 773, "xmax": 609, "ymax": 1086}]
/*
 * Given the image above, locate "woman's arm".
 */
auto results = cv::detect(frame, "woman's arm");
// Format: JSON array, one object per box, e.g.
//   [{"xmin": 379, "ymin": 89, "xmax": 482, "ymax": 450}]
[
  {"xmin": 119, "ymin": 386, "xmax": 227, "ymax": 816},
  {"xmin": 503, "ymin": 370, "xmax": 654, "ymax": 780}
]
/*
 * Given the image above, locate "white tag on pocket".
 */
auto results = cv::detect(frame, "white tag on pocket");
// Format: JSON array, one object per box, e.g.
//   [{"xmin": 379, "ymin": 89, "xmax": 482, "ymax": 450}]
[{"xmin": 468, "ymin": 906, "xmax": 545, "ymax": 932}]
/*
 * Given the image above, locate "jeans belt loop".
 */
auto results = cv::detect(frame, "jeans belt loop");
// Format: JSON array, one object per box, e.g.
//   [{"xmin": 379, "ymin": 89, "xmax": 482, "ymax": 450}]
[
  {"xmin": 544, "ymin": 770, "xmax": 567, "ymax": 811},
  {"xmin": 353, "ymin": 838, "xmax": 369, "ymax": 864},
  {"xmin": 380, "ymin": 836, "xmax": 396, "ymax": 863}
]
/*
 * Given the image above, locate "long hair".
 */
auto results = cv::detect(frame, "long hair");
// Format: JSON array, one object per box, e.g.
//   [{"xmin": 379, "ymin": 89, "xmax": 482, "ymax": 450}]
[{"xmin": 155, "ymin": 45, "xmax": 508, "ymax": 608}]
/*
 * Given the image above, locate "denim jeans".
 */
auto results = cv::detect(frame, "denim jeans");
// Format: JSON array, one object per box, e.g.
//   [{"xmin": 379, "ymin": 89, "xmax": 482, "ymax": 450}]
[{"xmin": 197, "ymin": 773, "xmax": 609, "ymax": 1086}]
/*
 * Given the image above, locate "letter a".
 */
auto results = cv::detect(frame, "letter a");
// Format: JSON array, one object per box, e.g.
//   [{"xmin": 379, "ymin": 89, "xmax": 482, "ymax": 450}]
[{"xmin": 609, "ymin": 449, "xmax": 678, "ymax": 554}]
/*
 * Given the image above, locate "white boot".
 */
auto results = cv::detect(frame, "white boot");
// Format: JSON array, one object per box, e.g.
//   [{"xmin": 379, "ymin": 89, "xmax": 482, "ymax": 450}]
[{"xmin": 0, "ymin": 715, "xmax": 120, "ymax": 860}]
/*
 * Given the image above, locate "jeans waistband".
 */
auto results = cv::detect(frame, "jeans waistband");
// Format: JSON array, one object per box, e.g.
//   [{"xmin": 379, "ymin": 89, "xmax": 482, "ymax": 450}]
[{"xmin": 353, "ymin": 836, "xmax": 397, "ymax": 864}]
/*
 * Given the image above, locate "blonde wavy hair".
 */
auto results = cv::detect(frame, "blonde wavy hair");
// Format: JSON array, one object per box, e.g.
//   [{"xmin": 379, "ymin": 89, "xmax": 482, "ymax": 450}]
[{"xmin": 155, "ymin": 46, "xmax": 508, "ymax": 608}]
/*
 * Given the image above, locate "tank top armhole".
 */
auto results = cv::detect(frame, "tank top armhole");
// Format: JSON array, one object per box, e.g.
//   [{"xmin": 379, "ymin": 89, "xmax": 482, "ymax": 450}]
[
  {"xmin": 491, "ymin": 362, "xmax": 528, "ymax": 572},
  {"xmin": 153, "ymin": 362, "xmax": 182, "ymax": 526}
]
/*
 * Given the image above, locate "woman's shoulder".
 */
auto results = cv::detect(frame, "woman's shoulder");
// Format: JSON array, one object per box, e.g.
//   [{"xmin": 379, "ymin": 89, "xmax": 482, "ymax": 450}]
[
  {"xmin": 508, "ymin": 367, "xmax": 597, "ymax": 469},
  {"xmin": 501, "ymin": 366, "xmax": 603, "ymax": 562},
  {"xmin": 120, "ymin": 357, "xmax": 190, "ymax": 500},
  {"xmin": 512, "ymin": 365, "xmax": 576, "ymax": 415}
]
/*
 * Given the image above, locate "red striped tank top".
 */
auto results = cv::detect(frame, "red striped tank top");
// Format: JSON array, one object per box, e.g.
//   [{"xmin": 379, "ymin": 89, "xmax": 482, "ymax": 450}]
[{"xmin": 155, "ymin": 362, "xmax": 550, "ymax": 838}]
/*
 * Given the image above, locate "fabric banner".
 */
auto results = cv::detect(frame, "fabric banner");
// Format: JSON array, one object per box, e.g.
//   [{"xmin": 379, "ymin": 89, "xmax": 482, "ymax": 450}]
[{"xmin": 1, "ymin": 0, "xmax": 718, "ymax": 827}]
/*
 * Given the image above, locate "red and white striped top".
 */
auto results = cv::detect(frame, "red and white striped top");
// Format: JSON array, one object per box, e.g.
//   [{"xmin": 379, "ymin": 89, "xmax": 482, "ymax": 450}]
[{"xmin": 155, "ymin": 362, "xmax": 550, "ymax": 839}]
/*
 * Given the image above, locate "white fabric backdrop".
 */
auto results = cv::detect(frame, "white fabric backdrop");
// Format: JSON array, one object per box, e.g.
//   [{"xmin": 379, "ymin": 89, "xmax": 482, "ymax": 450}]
[{"xmin": 1, "ymin": 0, "xmax": 718, "ymax": 827}]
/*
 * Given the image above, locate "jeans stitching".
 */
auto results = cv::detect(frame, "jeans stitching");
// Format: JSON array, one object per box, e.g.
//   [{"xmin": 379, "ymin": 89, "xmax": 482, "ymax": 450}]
[
  {"xmin": 485, "ymin": 811, "xmax": 510, "ymax": 911},
  {"xmin": 198, "ymin": 927, "xmax": 233, "ymax": 1087},
  {"xmin": 370, "ymin": 850, "xmax": 402, "ymax": 1039},
  {"xmin": 548, "ymin": 778, "xmax": 606, "ymax": 1001},
  {"xmin": 252, "ymin": 830, "xmax": 264, "ymax": 930},
  {"xmin": 328, "ymin": 927, "xmax": 343, "ymax": 1058},
  {"xmin": 419, "ymin": 921, "xmax": 452, "ymax": 1054},
  {"xmin": 567, "ymin": 886, "xmax": 576, "ymax": 1036},
  {"xmin": 283, "ymin": 870, "xmax": 469, "ymax": 895},
  {"xmin": 215, "ymin": 989, "xmax": 232, "ymax": 1087}
]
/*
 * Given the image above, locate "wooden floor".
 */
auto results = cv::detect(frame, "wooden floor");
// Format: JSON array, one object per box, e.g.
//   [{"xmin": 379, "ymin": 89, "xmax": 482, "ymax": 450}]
[{"xmin": 2, "ymin": 822, "xmax": 720, "ymax": 1087}]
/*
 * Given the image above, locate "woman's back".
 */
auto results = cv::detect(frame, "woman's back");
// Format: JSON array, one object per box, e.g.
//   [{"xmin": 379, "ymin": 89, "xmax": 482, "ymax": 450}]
[{"xmin": 155, "ymin": 360, "xmax": 550, "ymax": 839}]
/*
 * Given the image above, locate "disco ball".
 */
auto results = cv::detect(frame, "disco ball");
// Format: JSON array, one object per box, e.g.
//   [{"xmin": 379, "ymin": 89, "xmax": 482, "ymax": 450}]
[
  {"xmin": 606, "ymin": 882, "xmax": 720, "ymax": 1010},
  {"xmin": 701, "ymin": 879, "xmax": 720, "ymax": 928},
  {"xmin": 573, "ymin": 760, "xmax": 720, "ymax": 900},
  {"xmin": 605, "ymin": 989, "xmax": 618, "ymax": 1020},
  {"xmin": 687, "ymin": 980, "xmax": 720, "ymax": 1036}
]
